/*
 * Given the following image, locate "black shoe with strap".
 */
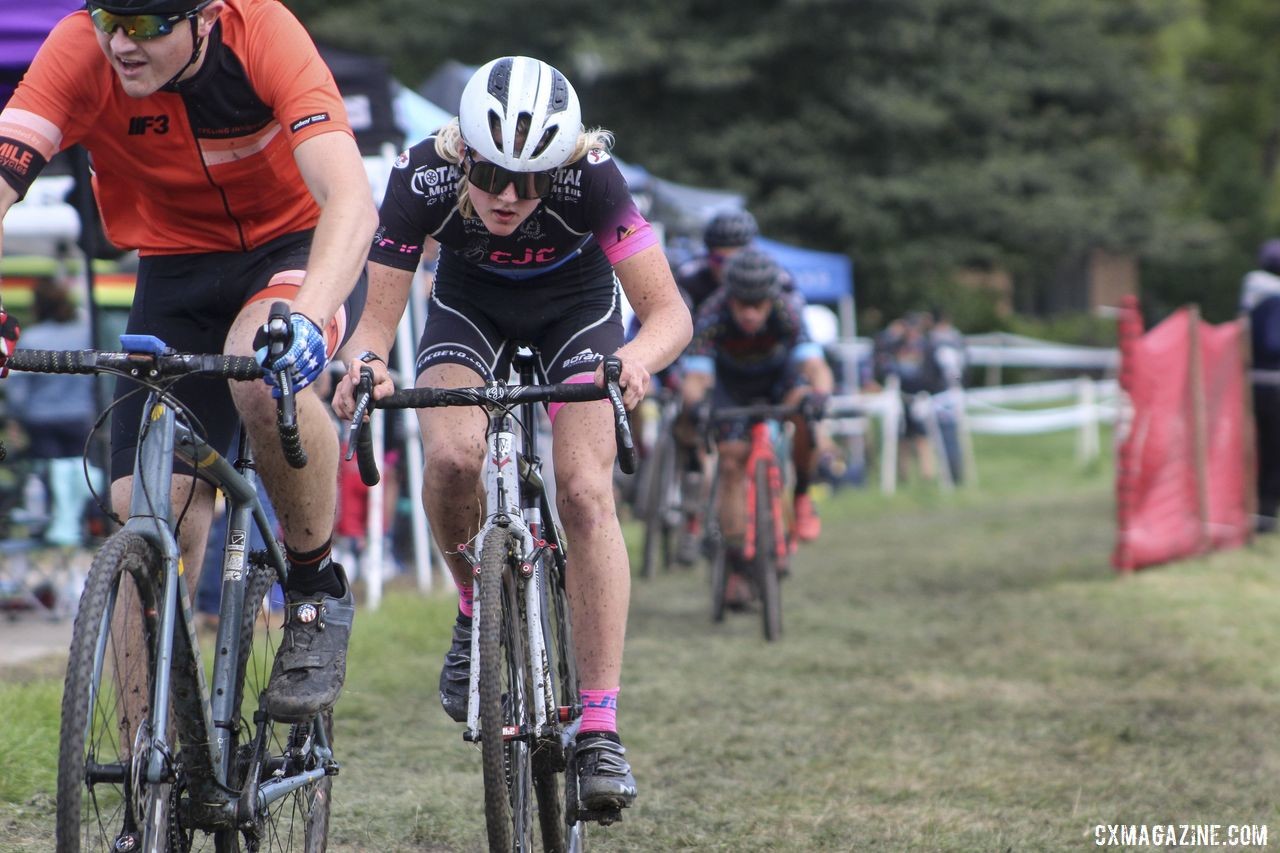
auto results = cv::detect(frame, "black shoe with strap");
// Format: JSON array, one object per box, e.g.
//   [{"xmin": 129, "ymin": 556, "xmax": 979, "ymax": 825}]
[
  {"xmin": 439, "ymin": 616, "xmax": 471, "ymax": 722},
  {"xmin": 575, "ymin": 733, "xmax": 638, "ymax": 813},
  {"xmin": 263, "ymin": 564, "xmax": 354, "ymax": 723}
]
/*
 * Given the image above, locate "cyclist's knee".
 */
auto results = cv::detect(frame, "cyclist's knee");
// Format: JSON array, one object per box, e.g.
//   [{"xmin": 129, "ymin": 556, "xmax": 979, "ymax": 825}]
[
  {"xmin": 423, "ymin": 443, "xmax": 483, "ymax": 491},
  {"xmin": 556, "ymin": 472, "xmax": 616, "ymax": 527}
]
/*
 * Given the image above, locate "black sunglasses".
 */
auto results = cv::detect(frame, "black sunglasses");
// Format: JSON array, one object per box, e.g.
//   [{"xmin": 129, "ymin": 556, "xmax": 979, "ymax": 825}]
[{"xmin": 464, "ymin": 150, "xmax": 554, "ymax": 200}]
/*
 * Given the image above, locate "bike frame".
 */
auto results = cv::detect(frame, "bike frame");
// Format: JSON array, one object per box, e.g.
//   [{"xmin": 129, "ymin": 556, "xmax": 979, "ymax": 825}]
[
  {"xmin": 110, "ymin": 389, "xmax": 328, "ymax": 827},
  {"xmin": 459, "ymin": 355, "xmax": 570, "ymax": 746},
  {"xmin": 741, "ymin": 420, "xmax": 789, "ymax": 566}
]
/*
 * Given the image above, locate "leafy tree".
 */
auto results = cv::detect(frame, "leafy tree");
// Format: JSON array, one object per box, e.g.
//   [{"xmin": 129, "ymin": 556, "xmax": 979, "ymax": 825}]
[{"xmin": 287, "ymin": 0, "xmax": 1236, "ymax": 325}]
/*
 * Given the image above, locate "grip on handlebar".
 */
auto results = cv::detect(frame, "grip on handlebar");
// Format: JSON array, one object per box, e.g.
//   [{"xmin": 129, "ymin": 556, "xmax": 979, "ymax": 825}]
[
  {"xmin": 346, "ymin": 366, "xmax": 381, "ymax": 486},
  {"xmin": 266, "ymin": 300, "xmax": 307, "ymax": 469},
  {"xmin": 602, "ymin": 355, "xmax": 638, "ymax": 475}
]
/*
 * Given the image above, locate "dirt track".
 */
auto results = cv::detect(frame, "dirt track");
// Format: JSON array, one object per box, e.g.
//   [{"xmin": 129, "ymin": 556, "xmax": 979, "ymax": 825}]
[{"xmin": 0, "ymin": 614, "xmax": 71, "ymax": 668}]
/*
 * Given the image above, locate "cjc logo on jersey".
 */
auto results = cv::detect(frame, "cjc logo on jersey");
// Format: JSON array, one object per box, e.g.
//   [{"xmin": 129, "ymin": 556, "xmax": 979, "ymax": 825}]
[{"xmin": 128, "ymin": 115, "xmax": 169, "ymax": 135}]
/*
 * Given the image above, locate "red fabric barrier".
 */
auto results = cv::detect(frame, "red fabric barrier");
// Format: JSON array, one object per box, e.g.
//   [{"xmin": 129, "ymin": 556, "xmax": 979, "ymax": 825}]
[
  {"xmin": 1199, "ymin": 321, "xmax": 1250, "ymax": 551},
  {"xmin": 1113, "ymin": 297, "xmax": 1251, "ymax": 570}
]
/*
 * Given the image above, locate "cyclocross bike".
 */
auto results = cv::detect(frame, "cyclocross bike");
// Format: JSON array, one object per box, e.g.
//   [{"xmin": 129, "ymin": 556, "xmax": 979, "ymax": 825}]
[
  {"xmin": 9, "ymin": 302, "xmax": 335, "ymax": 852},
  {"xmin": 637, "ymin": 383, "xmax": 688, "ymax": 580},
  {"xmin": 348, "ymin": 349, "xmax": 637, "ymax": 853}
]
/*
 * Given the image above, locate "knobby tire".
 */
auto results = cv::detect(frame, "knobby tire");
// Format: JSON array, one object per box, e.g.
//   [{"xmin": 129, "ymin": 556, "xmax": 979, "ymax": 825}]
[
  {"xmin": 754, "ymin": 461, "xmax": 783, "ymax": 641},
  {"xmin": 56, "ymin": 531, "xmax": 171, "ymax": 853},
  {"xmin": 532, "ymin": 543, "xmax": 589, "ymax": 852},
  {"xmin": 640, "ymin": 428, "xmax": 675, "ymax": 580},
  {"xmin": 479, "ymin": 527, "xmax": 533, "ymax": 851}
]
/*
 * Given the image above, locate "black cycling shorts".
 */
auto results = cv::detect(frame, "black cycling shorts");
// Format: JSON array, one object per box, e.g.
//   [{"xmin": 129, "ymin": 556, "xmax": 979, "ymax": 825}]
[
  {"xmin": 109, "ymin": 229, "xmax": 366, "ymax": 481},
  {"xmin": 416, "ymin": 249, "xmax": 624, "ymax": 385},
  {"xmin": 712, "ymin": 364, "xmax": 806, "ymax": 443}
]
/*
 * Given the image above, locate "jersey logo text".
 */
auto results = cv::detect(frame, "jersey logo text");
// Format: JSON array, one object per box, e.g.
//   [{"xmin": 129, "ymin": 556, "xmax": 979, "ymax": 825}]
[
  {"xmin": 128, "ymin": 115, "xmax": 170, "ymax": 135},
  {"xmin": 290, "ymin": 113, "xmax": 331, "ymax": 132}
]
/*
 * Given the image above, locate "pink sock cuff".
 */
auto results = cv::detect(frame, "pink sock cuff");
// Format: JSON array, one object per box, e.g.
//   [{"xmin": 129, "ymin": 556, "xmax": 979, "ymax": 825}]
[
  {"xmin": 578, "ymin": 687, "xmax": 619, "ymax": 734},
  {"xmin": 458, "ymin": 582, "xmax": 474, "ymax": 618}
]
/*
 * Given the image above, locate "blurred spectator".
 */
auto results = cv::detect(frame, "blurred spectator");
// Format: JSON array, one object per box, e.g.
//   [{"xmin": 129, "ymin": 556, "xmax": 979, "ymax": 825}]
[
  {"xmin": 1240, "ymin": 238, "xmax": 1280, "ymax": 532},
  {"xmin": 5, "ymin": 275, "xmax": 101, "ymax": 546},
  {"xmin": 928, "ymin": 308, "xmax": 968, "ymax": 485},
  {"xmin": 872, "ymin": 310, "xmax": 967, "ymax": 485}
]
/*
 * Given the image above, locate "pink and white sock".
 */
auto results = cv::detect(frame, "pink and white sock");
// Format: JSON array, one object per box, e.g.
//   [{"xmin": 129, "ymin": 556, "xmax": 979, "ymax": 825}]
[
  {"xmin": 578, "ymin": 687, "xmax": 619, "ymax": 734},
  {"xmin": 458, "ymin": 582, "xmax": 474, "ymax": 619}
]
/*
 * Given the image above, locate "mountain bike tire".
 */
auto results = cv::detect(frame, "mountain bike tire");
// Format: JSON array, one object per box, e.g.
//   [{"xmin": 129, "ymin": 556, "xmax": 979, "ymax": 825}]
[
  {"xmin": 640, "ymin": 428, "xmax": 676, "ymax": 580},
  {"xmin": 217, "ymin": 557, "xmax": 332, "ymax": 853},
  {"xmin": 754, "ymin": 461, "xmax": 784, "ymax": 642},
  {"xmin": 532, "ymin": 545, "xmax": 590, "ymax": 853},
  {"xmin": 709, "ymin": 539, "xmax": 729, "ymax": 624},
  {"xmin": 479, "ymin": 527, "xmax": 534, "ymax": 852},
  {"xmin": 56, "ymin": 531, "xmax": 174, "ymax": 853}
]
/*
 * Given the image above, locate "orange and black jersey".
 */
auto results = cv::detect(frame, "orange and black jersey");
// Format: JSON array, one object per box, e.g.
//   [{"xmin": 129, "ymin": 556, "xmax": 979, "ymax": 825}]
[{"xmin": 0, "ymin": 0, "xmax": 353, "ymax": 255}]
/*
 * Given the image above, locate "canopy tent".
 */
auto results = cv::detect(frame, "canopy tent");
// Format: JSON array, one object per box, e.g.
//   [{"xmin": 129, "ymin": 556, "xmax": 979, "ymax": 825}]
[
  {"xmin": 756, "ymin": 236, "xmax": 854, "ymax": 308},
  {"xmin": 316, "ymin": 43, "xmax": 401, "ymax": 155},
  {"xmin": 0, "ymin": 1, "xmax": 83, "ymax": 107}
]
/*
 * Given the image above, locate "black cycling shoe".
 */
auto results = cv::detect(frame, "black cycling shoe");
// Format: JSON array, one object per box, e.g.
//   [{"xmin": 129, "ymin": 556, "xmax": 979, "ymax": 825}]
[
  {"xmin": 439, "ymin": 617, "xmax": 471, "ymax": 722},
  {"xmin": 575, "ymin": 733, "xmax": 638, "ymax": 812},
  {"xmin": 263, "ymin": 564, "xmax": 354, "ymax": 723}
]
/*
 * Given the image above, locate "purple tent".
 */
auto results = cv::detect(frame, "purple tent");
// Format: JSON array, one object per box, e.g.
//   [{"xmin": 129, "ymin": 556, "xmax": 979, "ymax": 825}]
[{"xmin": 0, "ymin": 1, "xmax": 83, "ymax": 107}]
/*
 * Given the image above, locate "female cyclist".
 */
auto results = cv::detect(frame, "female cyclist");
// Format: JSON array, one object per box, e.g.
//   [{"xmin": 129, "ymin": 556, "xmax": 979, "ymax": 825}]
[{"xmin": 334, "ymin": 56, "xmax": 691, "ymax": 812}]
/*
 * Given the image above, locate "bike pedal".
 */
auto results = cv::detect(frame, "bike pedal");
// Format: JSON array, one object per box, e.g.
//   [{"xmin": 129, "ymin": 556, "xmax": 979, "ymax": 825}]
[{"xmin": 577, "ymin": 806, "xmax": 624, "ymax": 826}]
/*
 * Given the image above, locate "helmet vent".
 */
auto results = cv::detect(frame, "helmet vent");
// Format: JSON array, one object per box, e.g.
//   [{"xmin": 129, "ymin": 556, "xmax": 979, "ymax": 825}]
[
  {"xmin": 486, "ymin": 59, "xmax": 512, "ymax": 111},
  {"xmin": 548, "ymin": 71, "xmax": 570, "ymax": 114},
  {"xmin": 487, "ymin": 111, "xmax": 504, "ymax": 153},
  {"xmin": 530, "ymin": 126, "xmax": 560, "ymax": 160}
]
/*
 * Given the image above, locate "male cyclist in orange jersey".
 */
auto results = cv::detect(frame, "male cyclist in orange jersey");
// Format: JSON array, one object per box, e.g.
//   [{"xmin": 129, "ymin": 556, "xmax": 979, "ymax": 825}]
[{"xmin": 0, "ymin": 0, "xmax": 378, "ymax": 722}]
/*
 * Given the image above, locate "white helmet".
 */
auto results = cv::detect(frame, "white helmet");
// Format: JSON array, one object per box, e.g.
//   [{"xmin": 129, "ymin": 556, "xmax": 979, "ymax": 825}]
[{"xmin": 459, "ymin": 56, "xmax": 582, "ymax": 172}]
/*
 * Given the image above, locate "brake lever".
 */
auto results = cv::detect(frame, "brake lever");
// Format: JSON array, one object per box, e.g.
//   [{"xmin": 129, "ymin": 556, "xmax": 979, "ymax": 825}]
[
  {"xmin": 265, "ymin": 300, "xmax": 307, "ymax": 469},
  {"xmin": 602, "ymin": 355, "xmax": 637, "ymax": 475},
  {"xmin": 346, "ymin": 366, "xmax": 380, "ymax": 486}
]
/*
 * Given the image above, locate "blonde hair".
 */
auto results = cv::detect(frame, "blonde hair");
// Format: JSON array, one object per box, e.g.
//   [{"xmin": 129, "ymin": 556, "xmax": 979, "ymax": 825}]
[{"xmin": 434, "ymin": 118, "xmax": 615, "ymax": 219}]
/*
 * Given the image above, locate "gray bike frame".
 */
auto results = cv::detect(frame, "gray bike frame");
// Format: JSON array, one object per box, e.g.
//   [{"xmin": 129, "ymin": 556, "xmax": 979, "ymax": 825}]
[{"xmin": 106, "ymin": 389, "xmax": 329, "ymax": 825}]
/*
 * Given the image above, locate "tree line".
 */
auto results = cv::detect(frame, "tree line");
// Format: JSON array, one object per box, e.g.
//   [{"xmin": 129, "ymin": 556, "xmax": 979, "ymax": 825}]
[{"xmin": 287, "ymin": 0, "xmax": 1280, "ymax": 330}]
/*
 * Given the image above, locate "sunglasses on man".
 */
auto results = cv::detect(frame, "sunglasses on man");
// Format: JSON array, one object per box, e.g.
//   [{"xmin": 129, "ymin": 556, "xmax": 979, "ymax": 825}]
[
  {"xmin": 86, "ymin": 1, "xmax": 211, "ymax": 41},
  {"xmin": 464, "ymin": 149, "xmax": 555, "ymax": 200}
]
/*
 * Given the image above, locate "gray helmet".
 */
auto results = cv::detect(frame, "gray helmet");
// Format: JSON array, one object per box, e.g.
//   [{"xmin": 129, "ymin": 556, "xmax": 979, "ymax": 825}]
[
  {"xmin": 723, "ymin": 247, "xmax": 783, "ymax": 303},
  {"xmin": 459, "ymin": 56, "xmax": 582, "ymax": 172},
  {"xmin": 703, "ymin": 209, "xmax": 759, "ymax": 250}
]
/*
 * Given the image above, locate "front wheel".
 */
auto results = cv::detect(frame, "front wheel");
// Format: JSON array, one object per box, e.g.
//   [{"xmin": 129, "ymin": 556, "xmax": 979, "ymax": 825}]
[
  {"xmin": 478, "ymin": 527, "xmax": 534, "ymax": 852},
  {"xmin": 754, "ymin": 461, "xmax": 783, "ymax": 641},
  {"xmin": 56, "ymin": 531, "xmax": 173, "ymax": 853}
]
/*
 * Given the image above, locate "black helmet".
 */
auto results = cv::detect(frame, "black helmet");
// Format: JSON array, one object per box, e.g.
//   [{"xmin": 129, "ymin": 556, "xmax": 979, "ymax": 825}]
[
  {"xmin": 1259, "ymin": 238, "xmax": 1280, "ymax": 275},
  {"xmin": 90, "ymin": 0, "xmax": 206, "ymax": 14},
  {"xmin": 703, "ymin": 209, "xmax": 758, "ymax": 250},
  {"xmin": 723, "ymin": 247, "xmax": 783, "ymax": 303}
]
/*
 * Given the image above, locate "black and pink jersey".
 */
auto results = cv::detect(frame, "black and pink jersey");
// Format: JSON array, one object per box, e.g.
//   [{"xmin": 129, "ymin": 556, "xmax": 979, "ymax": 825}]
[
  {"xmin": 368, "ymin": 139, "xmax": 656, "ymax": 281},
  {"xmin": 682, "ymin": 287, "xmax": 823, "ymax": 397}
]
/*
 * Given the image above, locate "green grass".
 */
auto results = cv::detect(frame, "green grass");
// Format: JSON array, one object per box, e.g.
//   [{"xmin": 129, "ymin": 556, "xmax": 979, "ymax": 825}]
[{"xmin": 6, "ymin": 428, "xmax": 1280, "ymax": 850}]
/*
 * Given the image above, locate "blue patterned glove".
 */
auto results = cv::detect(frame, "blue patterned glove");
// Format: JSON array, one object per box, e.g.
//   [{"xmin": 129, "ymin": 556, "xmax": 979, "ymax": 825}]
[{"xmin": 255, "ymin": 312, "xmax": 327, "ymax": 398}]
